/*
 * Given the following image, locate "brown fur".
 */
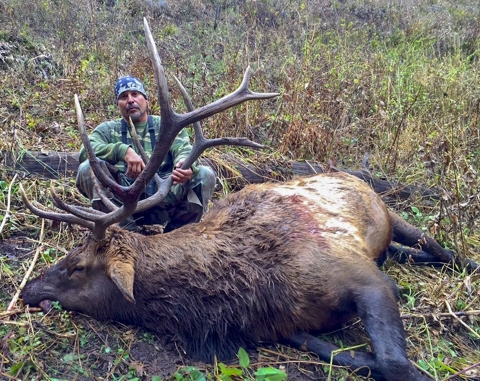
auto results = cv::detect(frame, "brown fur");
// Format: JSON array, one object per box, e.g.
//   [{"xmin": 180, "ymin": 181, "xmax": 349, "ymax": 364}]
[{"xmin": 22, "ymin": 172, "xmax": 457, "ymax": 381}]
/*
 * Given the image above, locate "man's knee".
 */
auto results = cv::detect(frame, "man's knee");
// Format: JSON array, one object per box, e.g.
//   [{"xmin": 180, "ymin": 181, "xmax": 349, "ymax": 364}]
[
  {"xmin": 76, "ymin": 161, "xmax": 94, "ymax": 199},
  {"xmin": 76, "ymin": 160, "xmax": 115, "ymax": 202},
  {"xmin": 193, "ymin": 165, "xmax": 217, "ymax": 196}
]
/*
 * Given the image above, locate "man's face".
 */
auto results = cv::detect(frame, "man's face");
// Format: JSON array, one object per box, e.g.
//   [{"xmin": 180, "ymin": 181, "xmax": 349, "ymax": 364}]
[{"xmin": 117, "ymin": 90, "xmax": 148, "ymax": 123}]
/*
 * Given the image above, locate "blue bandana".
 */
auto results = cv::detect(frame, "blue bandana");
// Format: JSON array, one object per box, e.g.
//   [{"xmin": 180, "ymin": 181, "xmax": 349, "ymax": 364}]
[{"xmin": 114, "ymin": 76, "xmax": 148, "ymax": 104}]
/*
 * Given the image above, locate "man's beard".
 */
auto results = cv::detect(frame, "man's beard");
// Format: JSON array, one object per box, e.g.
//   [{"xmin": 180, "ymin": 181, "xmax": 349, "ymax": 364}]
[{"xmin": 127, "ymin": 109, "xmax": 146, "ymax": 123}]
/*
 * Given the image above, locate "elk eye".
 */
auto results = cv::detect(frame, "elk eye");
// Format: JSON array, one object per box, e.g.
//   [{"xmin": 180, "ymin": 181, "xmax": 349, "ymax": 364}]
[{"xmin": 74, "ymin": 265, "xmax": 85, "ymax": 272}]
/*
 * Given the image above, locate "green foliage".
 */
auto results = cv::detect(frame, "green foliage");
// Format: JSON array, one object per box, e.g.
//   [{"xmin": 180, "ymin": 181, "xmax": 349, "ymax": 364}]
[
  {"xmin": 216, "ymin": 348, "xmax": 286, "ymax": 381},
  {"xmin": 401, "ymin": 205, "xmax": 436, "ymax": 227},
  {"xmin": 4, "ymin": 324, "xmax": 45, "ymax": 378},
  {"xmin": 41, "ymin": 247, "xmax": 62, "ymax": 264},
  {"xmin": 174, "ymin": 366, "xmax": 206, "ymax": 381},
  {"xmin": 51, "ymin": 301, "xmax": 63, "ymax": 311},
  {"xmin": 0, "ymin": 179, "xmax": 19, "ymax": 203},
  {"xmin": 253, "ymin": 368, "xmax": 287, "ymax": 381},
  {"xmin": 171, "ymin": 348, "xmax": 286, "ymax": 381},
  {"xmin": 417, "ymin": 339, "xmax": 460, "ymax": 376}
]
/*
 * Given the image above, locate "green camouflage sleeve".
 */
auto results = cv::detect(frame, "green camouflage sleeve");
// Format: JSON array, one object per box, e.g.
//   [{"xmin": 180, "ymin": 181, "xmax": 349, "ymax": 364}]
[{"xmin": 78, "ymin": 120, "xmax": 130, "ymax": 164}]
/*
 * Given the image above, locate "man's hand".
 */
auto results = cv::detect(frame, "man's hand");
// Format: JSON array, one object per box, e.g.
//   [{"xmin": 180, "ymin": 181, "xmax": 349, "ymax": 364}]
[
  {"xmin": 172, "ymin": 160, "xmax": 193, "ymax": 185},
  {"xmin": 124, "ymin": 147, "xmax": 146, "ymax": 179}
]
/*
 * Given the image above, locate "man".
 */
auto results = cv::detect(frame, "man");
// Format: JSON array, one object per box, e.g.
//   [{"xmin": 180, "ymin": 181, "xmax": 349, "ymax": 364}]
[{"xmin": 76, "ymin": 76, "xmax": 216, "ymax": 232}]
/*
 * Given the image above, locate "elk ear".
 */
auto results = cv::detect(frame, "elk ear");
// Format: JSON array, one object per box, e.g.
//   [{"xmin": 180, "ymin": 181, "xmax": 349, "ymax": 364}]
[{"xmin": 107, "ymin": 261, "xmax": 136, "ymax": 304}]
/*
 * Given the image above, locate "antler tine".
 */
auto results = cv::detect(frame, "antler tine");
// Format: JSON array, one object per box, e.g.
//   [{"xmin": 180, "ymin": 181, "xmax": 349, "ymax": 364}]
[
  {"xmin": 75, "ymin": 94, "xmax": 142, "ymax": 237},
  {"xmin": 49, "ymin": 183, "xmax": 106, "ymax": 220},
  {"xmin": 75, "ymin": 95, "xmax": 131, "ymax": 201},
  {"xmin": 127, "ymin": 117, "xmax": 167, "ymax": 192},
  {"xmin": 126, "ymin": 117, "xmax": 171, "ymax": 213},
  {"xmin": 172, "ymin": 75, "xmax": 205, "ymax": 144},
  {"xmin": 143, "ymin": 19, "xmax": 172, "ymax": 123},
  {"xmin": 136, "ymin": 18, "xmax": 279, "ymax": 196},
  {"xmin": 91, "ymin": 172, "xmax": 119, "ymax": 212},
  {"xmin": 19, "ymin": 184, "xmax": 95, "ymax": 230},
  {"xmin": 132, "ymin": 18, "xmax": 177, "ymax": 194},
  {"xmin": 131, "ymin": 176, "xmax": 174, "ymax": 214},
  {"xmin": 128, "ymin": 117, "xmax": 150, "ymax": 164},
  {"xmin": 173, "ymin": 75, "xmax": 265, "ymax": 170},
  {"xmin": 176, "ymin": 66, "xmax": 279, "ymax": 129}
]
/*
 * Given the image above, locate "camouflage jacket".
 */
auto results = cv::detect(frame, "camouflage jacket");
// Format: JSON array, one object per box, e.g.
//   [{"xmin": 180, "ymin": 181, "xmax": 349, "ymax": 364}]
[{"xmin": 78, "ymin": 115, "xmax": 198, "ymax": 177}]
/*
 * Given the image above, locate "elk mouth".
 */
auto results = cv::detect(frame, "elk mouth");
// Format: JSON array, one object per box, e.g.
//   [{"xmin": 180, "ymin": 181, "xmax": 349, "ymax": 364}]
[
  {"xmin": 39, "ymin": 299, "xmax": 54, "ymax": 313},
  {"xmin": 20, "ymin": 284, "xmax": 57, "ymax": 312},
  {"xmin": 21, "ymin": 294, "xmax": 55, "ymax": 313}
]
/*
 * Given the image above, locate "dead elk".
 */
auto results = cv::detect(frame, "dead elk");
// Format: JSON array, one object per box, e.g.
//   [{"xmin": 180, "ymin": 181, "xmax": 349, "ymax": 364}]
[
  {"xmin": 21, "ymin": 172, "xmax": 470, "ymax": 381},
  {"xmin": 19, "ymin": 19, "xmax": 477, "ymax": 381}
]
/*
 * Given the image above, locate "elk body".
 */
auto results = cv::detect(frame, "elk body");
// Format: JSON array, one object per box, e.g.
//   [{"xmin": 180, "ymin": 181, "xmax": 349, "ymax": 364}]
[
  {"xmin": 19, "ymin": 19, "xmax": 477, "ymax": 381},
  {"xmin": 22, "ymin": 172, "xmax": 461, "ymax": 381}
]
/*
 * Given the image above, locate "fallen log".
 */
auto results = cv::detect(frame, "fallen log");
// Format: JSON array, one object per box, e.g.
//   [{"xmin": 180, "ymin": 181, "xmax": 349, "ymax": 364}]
[
  {"xmin": 1, "ymin": 150, "xmax": 440, "ymax": 204},
  {"xmin": 2, "ymin": 150, "xmax": 80, "ymax": 180}
]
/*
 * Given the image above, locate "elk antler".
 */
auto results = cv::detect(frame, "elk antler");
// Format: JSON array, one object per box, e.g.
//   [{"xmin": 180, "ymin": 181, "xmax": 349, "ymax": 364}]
[{"xmin": 21, "ymin": 18, "xmax": 279, "ymax": 240}]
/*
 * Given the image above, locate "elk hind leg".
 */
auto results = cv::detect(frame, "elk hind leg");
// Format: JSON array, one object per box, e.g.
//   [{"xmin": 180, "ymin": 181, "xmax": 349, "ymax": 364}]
[
  {"xmin": 389, "ymin": 211, "xmax": 455, "ymax": 263},
  {"xmin": 388, "ymin": 212, "xmax": 480, "ymax": 272}
]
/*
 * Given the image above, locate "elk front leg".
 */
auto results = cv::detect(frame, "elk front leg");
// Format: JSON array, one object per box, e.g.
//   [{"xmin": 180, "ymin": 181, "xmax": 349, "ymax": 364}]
[
  {"xmin": 355, "ymin": 284, "xmax": 433, "ymax": 381},
  {"xmin": 283, "ymin": 332, "xmax": 386, "ymax": 380}
]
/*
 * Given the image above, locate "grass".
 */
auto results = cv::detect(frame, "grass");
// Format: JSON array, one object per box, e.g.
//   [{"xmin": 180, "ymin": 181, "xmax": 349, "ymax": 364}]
[{"xmin": 1, "ymin": 0, "xmax": 480, "ymax": 379}]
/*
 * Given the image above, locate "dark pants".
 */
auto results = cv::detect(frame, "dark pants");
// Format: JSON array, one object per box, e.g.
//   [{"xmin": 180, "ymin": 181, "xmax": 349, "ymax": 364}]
[{"xmin": 76, "ymin": 161, "xmax": 216, "ymax": 231}]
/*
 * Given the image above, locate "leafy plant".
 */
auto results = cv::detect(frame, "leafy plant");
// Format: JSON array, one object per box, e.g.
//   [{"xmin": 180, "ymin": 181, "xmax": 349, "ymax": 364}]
[
  {"xmin": 171, "ymin": 348, "xmax": 286, "ymax": 381},
  {"xmin": 174, "ymin": 366, "xmax": 206, "ymax": 381},
  {"xmin": 217, "ymin": 348, "xmax": 286, "ymax": 381}
]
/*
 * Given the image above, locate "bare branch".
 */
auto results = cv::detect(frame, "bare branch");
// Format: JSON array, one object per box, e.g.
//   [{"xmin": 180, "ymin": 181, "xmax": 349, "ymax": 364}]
[
  {"xmin": 8, "ymin": 219, "xmax": 45, "ymax": 311},
  {"xmin": 0, "ymin": 173, "xmax": 17, "ymax": 235}
]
